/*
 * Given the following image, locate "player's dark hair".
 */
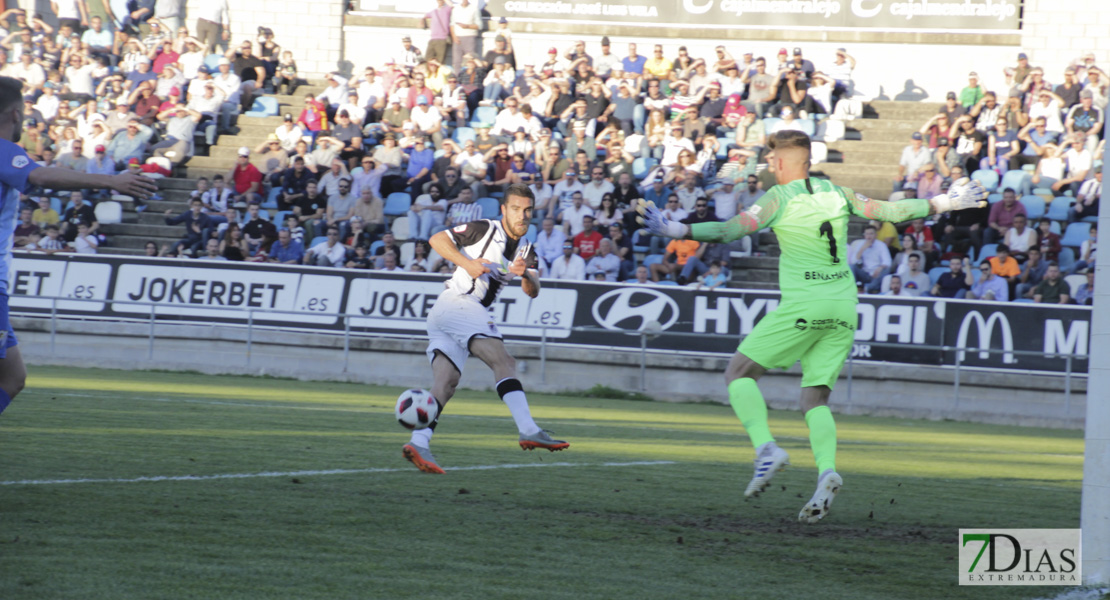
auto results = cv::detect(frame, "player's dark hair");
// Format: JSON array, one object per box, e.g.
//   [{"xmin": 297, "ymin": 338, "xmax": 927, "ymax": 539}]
[
  {"xmin": 767, "ymin": 130, "xmax": 812, "ymax": 153},
  {"xmin": 502, "ymin": 183, "xmax": 535, "ymax": 206},
  {"xmin": 0, "ymin": 76, "xmax": 24, "ymax": 115}
]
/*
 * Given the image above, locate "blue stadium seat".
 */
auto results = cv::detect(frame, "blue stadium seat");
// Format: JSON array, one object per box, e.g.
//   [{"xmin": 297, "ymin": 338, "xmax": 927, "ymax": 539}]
[
  {"xmin": 1019, "ymin": 195, "xmax": 1045, "ymax": 220},
  {"xmin": 1058, "ymin": 247, "xmax": 1076, "ymax": 272},
  {"xmin": 274, "ymin": 210, "xmax": 293, "ymax": 226},
  {"xmin": 477, "ymin": 197, "xmax": 500, "ymax": 219},
  {"xmin": 471, "ymin": 106, "xmax": 498, "ymax": 127},
  {"xmin": 631, "ymin": 229, "xmax": 650, "ymax": 253},
  {"xmin": 762, "ymin": 118, "xmax": 783, "ymax": 132},
  {"xmin": 999, "ymin": 169, "xmax": 1028, "ymax": 195},
  {"xmin": 453, "ymin": 127, "xmax": 476, "ymax": 144},
  {"xmin": 971, "ymin": 169, "xmax": 1000, "ymax": 192},
  {"xmin": 1081, "ymin": 215, "xmax": 1099, "ymax": 223},
  {"xmin": 309, "ymin": 235, "xmax": 328, "ymax": 247},
  {"xmin": 1060, "ymin": 222, "xmax": 1092, "ymax": 247},
  {"xmin": 50, "ymin": 197, "xmax": 62, "ymax": 215},
  {"xmin": 203, "ymin": 54, "xmax": 223, "ymax": 72},
  {"xmin": 632, "ymin": 157, "xmax": 657, "ymax": 179},
  {"xmin": 798, "ymin": 119, "xmax": 816, "ymax": 137},
  {"xmin": 384, "ymin": 192, "xmax": 411, "ymax": 217},
  {"xmin": 928, "ymin": 266, "xmax": 948, "ymax": 286},
  {"xmin": 1050, "ymin": 220, "xmax": 1061, "ymax": 234},
  {"xmin": 369, "ymin": 240, "xmax": 385, "ymax": 255},
  {"xmin": 1045, "ymin": 197, "xmax": 1072, "ymax": 221},
  {"xmin": 987, "ymin": 193, "xmax": 1002, "ymax": 204},
  {"xmin": 523, "ymin": 223, "xmax": 537, "ymax": 243},
  {"xmin": 642, "ymin": 254, "xmax": 665, "ymax": 267},
  {"xmin": 976, "ymin": 243, "xmax": 998, "ymax": 265},
  {"xmin": 244, "ymin": 96, "xmax": 279, "ymax": 118},
  {"xmin": 655, "ymin": 280, "xmax": 679, "ymax": 286},
  {"xmin": 262, "ymin": 187, "xmax": 280, "ymax": 209}
]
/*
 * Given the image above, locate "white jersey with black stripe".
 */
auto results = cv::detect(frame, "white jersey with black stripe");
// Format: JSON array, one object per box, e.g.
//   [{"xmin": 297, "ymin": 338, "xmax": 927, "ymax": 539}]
[{"xmin": 444, "ymin": 218, "xmax": 538, "ymax": 307}]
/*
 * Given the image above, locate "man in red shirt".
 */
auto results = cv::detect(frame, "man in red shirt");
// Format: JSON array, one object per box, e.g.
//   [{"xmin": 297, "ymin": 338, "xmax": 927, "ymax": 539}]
[
  {"xmin": 573, "ymin": 214, "xmax": 603, "ymax": 261},
  {"xmin": 230, "ymin": 146, "xmax": 262, "ymax": 204}
]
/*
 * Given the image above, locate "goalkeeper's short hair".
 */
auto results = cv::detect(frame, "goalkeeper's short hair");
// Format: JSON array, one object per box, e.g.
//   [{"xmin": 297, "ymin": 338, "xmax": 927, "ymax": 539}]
[{"xmin": 768, "ymin": 130, "xmax": 812, "ymax": 153}]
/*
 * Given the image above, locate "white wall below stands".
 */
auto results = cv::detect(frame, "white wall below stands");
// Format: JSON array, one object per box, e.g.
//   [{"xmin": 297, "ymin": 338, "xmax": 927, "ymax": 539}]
[
  {"xmin": 182, "ymin": 0, "xmax": 346, "ymax": 78},
  {"xmin": 16, "ymin": 318, "xmax": 1086, "ymax": 430},
  {"xmin": 343, "ymin": 24, "xmax": 1023, "ymax": 103}
]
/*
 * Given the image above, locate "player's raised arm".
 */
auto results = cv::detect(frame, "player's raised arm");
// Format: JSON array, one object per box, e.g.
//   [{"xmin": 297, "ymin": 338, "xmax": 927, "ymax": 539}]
[
  {"xmin": 846, "ymin": 177, "xmax": 988, "ymax": 223},
  {"xmin": 430, "ymin": 228, "xmax": 490, "ymax": 280},
  {"xmin": 638, "ymin": 193, "xmax": 781, "ymax": 243},
  {"xmin": 510, "ymin": 256, "xmax": 540, "ymax": 298}
]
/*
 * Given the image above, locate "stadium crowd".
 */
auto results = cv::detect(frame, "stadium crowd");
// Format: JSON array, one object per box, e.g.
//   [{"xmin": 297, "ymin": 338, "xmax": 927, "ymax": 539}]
[{"xmin": 3, "ymin": 1, "xmax": 1097, "ymax": 303}]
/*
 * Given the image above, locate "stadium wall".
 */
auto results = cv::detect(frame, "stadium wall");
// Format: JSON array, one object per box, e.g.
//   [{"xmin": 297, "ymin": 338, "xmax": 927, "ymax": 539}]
[{"xmin": 16, "ymin": 318, "xmax": 1086, "ymax": 429}]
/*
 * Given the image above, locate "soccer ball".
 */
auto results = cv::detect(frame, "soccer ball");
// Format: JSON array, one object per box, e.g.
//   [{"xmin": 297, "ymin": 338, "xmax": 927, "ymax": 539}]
[{"xmin": 395, "ymin": 389, "xmax": 439, "ymax": 430}]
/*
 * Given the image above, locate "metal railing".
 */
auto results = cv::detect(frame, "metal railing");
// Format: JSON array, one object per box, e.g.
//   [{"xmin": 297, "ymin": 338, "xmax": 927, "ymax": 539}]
[{"xmin": 18, "ymin": 296, "xmax": 1086, "ymax": 410}]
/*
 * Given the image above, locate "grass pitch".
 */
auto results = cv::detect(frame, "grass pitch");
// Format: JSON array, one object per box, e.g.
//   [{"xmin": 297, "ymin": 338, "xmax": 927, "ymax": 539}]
[{"xmin": 0, "ymin": 367, "xmax": 1083, "ymax": 599}]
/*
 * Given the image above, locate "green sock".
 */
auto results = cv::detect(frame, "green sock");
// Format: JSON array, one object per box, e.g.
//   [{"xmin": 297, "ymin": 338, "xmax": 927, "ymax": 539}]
[
  {"xmin": 727, "ymin": 378, "xmax": 774, "ymax": 450},
  {"xmin": 805, "ymin": 405, "xmax": 837, "ymax": 474}
]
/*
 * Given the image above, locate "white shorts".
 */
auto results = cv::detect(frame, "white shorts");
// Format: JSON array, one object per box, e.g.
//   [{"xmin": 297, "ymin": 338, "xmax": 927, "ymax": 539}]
[{"xmin": 425, "ymin": 289, "xmax": 501, "ymax": 374}]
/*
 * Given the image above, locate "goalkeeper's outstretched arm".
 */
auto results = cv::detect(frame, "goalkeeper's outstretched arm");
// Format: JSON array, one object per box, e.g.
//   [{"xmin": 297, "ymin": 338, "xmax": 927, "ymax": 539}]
[
  {"xmin": 637, "ymin": 194, "xmax": 782, "ymax": 243},
  {"xmin": 848, "ymin": 177, "xmax": 989, "ymax": 222}
]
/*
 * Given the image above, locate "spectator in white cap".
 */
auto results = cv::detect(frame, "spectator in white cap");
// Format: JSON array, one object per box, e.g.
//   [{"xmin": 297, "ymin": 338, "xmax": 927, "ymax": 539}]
[
  {"xmin": 211, "ymin": 56, "xmax": 241, "ymax": 132},
  {"xmin": 960, "ymin": 71, "xmax": 985, "ymax": 108},
  {"xmin": 230, "ymin": 145, "xmax": 264, "ymax": 204}
]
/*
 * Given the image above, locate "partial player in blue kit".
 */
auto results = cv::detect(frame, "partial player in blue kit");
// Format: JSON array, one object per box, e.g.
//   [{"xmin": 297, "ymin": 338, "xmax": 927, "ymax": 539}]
[{"xmin": 0, "ymin": 76, "xmax": 158, "ymax": 417}]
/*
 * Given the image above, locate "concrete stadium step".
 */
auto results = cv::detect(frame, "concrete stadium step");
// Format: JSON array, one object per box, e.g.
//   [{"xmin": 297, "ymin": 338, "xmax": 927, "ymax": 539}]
[
  {"xmin": 98, "ymin": 247, "xmax": 149, "ymax": 256},
  {"xmin": 157, "ymin": 177, "xmax": 199, "ymax": 190},
  {"xmin": 728, "ymin": 281, "xmax": 779, "ymax": 290},
  {"xmin": 105, "ymin": 234, "xmax": 181, "ymax": 250},
  {"xmin": 867, "ymin": 101, "xmax": 942, "ymax": 120},
  {"xmin": 101, "ymin": 223, "xmax": 181, "ymax": 238}
]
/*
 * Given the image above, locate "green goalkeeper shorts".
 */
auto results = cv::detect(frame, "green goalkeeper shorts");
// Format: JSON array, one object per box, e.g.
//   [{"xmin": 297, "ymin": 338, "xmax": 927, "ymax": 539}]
[{"xmin": 738, "ymin": 300, "xmax": 858, "ymax": 389}]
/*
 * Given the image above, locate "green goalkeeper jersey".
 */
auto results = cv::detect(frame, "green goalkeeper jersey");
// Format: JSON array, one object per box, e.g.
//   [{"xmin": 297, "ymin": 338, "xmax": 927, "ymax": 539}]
[
  {"xmin": 757, "ymin": 178, "xmax": 857, "ymax": 303},
  {"xmin": 689, "ymin": 176, "xmax": 933, "ymax": 303}
]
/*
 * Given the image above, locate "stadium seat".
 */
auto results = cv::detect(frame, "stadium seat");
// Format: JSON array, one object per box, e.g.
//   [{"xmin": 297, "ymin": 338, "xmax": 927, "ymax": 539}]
[
  {"xmin": 642, "ymin": 254, "xmax": 665, "ymax": 267},
  {"xmin": 970, "ymin": 169, "xmax": 999, "ymax": 192},
  {"xmin": 1064, "ymin": 274, "xmax": 1086, "ymax": 295},
  {"xmin": 1019, "ymin": 195, "xmax": 1045, "ymax": 220},
  {"xmin": 1045, "ymin": 197, "xmax": 1072, "ymax": 221},
  {"xmin": 987, "ymin": 193, "xmax": 1002, "ymax": 204},
  {"xmin": 244, "ymin": 96, "xmax": 279, "ymax": 118},
  {"xmin": 400, "ymin": 241, "xmax": 415, "ymax": 265},
  {"xmin": 1058, "ymin": 247, "xmax": 1076, "ymax": 272},
  {"xmin": 999, "ymin": 170, "xmax": 1029, "ymax": 195},
  {"xmin": 798, "ymin": 119, "xmax": 817, "ymax": 137},
  {"xmin": 523, "ymin": 223, "xmax": 537, "ymax": 243},
  {"xmin": 94, "ymin": 201, "xmax": 122, "ymax": 224},
  {"xmin": 263, "ymin": 187, "xmax": 281, "ymax": 209},
  {"xmin": 274, "ymin": 210, "xmax": 293, "ymax": 226},
  {"xmin": 309, "ymin": 235, "xmax": 328, "ymax": 247},
  {"xmin": 384, "ymin": 192, "xmax": 411, "ymax": 217},
  {"xmin": 762, "ymin": 117, "xmax": 782, "ymax": 132},
  {"xmin": 390, "ymin": 216, "xmax": 410, "ymax": 239},
  {"xmin": 477, "ymin": 197, "xmax": 500, "ymax": 220},
  {"xmin": 976, "ymin": 243, "xmax": 998, "ymax": 265},
  {"xmin": 1081, "ymin": 215, "xmax": 1098, "ymax": 223},
  {"xmin": 655, "ymin": 280, "xmax": 679, "ymax": 286},
  {"xmin": 1014, "ymin": 298, "xmax": 1035, "ymax": 303},
  {"xmin": 50, "ymin": 197, "xmax": 62, "ymax": 215},
  {"xmin": 1060, "ymin": 222, "xmax": 1091, "ymax": 247},
  {"xmin": 631, "ymin": 230, "xmax": 650, "ymax": 253},
  {"xmin": 811, "ymin": 141, "xmax": 828, "ymax": 165},
  {"xmin": 927, "ymin": 266, "xmax": 948, "ymax": 286},
  {"xmin": 203, "ymin": 54, "xmax": 223, "ymax": 72},
  {"xmin": 453, "ymin": 127, "xmax": 476, "ymax": 144},
  {"xmin": 471, "ymin": 106, "xmax": 497, "ymax": 127},
  {"xmin": 1049, "ymin": 220, "xmax": 1061, "ymax": 234},
  {"xmin": 632, "ymin": 157, "xmax": 657, "ymax": 179},
  {"xmin": 369, "ymin": 240, "xmax": 385, "ymax": 255}
]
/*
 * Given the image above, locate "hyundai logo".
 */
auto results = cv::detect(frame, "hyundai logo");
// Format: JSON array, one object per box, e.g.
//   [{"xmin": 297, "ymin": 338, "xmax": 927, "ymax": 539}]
[{"xmin": 591, "ymin": 288, "xmax": 680, "ymax": 331}]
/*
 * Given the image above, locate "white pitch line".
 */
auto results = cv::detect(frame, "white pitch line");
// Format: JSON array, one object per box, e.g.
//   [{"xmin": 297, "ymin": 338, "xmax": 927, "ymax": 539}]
[{"xmin": 0, "ymin": 460, "xmax": 677, "ymax": 487}]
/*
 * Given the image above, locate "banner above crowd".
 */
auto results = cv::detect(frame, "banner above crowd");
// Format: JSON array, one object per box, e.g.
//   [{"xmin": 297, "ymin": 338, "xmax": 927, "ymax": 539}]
[
  {"xmin": 8, "ymin": 254, "xmax": 1087, "ymax": 375},
  {"xmin": 361, "ymin": 0, "xmax": 1024, "ymax": 31}
]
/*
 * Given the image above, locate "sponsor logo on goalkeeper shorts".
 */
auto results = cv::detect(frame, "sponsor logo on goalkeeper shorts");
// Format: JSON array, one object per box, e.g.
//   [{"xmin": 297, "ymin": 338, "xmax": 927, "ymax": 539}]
[{"xmin": 958, "ymin": 529, "xmax": 1080, "ymax": 586}]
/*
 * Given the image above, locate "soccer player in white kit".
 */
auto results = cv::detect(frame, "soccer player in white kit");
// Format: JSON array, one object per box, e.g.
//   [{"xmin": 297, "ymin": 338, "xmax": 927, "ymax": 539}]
[{"xmin": 402, "ymin": 183, "xmax": 570, "ymax": 474}]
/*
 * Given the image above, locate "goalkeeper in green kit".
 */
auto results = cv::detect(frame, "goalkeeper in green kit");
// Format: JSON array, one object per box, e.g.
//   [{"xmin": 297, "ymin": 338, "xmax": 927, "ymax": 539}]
[{"xmin": 638, "ymin": 131, "xmax": 987, "ymax": 523}]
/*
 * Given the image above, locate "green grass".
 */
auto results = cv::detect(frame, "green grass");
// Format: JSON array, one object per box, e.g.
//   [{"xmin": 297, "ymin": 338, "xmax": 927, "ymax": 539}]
[{"xmin": 0, "ymin": 367, "xmax": 1084, "ymax": 600}]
